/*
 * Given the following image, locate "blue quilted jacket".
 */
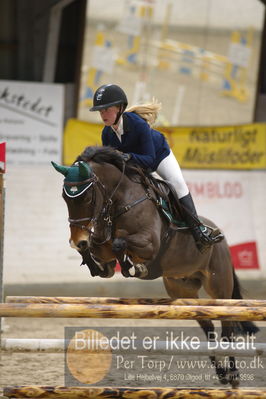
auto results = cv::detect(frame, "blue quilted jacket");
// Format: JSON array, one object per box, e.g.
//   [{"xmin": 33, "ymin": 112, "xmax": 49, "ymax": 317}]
[{"xmin": 101, "ymin": 112, "xmax": 170, "ymax": 171}]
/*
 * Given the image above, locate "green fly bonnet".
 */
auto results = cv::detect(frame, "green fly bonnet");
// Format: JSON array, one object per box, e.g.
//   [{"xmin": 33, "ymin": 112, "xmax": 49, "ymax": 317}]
[{"xmin": 51, "ymin": 161, "xmax": 94, "ymax": 197}]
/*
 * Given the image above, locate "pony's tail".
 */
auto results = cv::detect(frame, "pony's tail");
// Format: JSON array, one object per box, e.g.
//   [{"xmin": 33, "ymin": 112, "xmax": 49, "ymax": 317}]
[
  {"xmin": 231, "ymin": 267, "xmax": 259, "ymax": 335},
  {"xmin": 126, "ymin": 98, "xmax": 161, "ymax": 126},
  {"xmin": 231, "ymin": 267, "xmax": 243, "ymax": 300}
]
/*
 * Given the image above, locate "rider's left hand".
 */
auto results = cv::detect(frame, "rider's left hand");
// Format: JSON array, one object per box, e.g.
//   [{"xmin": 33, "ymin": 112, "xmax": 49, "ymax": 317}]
[{"xmin": 121, "ymin": 153, "xmax": 131, "ymax": 162}]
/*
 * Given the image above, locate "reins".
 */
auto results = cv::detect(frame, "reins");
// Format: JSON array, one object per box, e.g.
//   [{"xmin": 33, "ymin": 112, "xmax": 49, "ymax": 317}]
[{"xmin": 89, "ymin": 161, "xmax": 126, "ymax": 245}]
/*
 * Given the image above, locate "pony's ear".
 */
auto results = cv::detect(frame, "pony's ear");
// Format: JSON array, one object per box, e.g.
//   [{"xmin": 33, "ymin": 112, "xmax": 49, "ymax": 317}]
[
  {"xmin": 79, "ymin": 161, "xmax": 92, "ymax": 179},
  {"xmin": 51, "ymin": 161, "xmax": 69, "ymax": 176}
]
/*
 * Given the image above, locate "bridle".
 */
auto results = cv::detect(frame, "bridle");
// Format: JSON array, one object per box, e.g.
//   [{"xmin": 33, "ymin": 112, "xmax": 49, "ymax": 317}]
[
  {"xmin": 65, "ymin": 162, "xmax": 150, "ymax": 246},
  {"xmin": 65, "ymin": 174, "xmax": 113, "ymax": 245},
  {"xmin": 64, "ymin": 174, "xmax": 100, "ymax": 230}
]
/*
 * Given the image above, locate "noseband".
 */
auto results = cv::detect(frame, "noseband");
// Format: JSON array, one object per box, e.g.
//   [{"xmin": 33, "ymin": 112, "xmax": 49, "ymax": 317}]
[{"xmin": 65, "ymin": 174, "xmax": 104, "ymax": 232}]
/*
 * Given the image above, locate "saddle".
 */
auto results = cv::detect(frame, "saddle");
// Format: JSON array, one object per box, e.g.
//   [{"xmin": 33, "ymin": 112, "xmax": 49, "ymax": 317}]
[
  {"xmin": 142, "ymin": 173, "xmax": 222, "ymax": 241},
  {"xmin": 130, "ymin": 165, "xmax": 223, "ymax": 242},
  {"xmin": 144, "ymin": 174, "xmax": 188, "ymax": 229}
]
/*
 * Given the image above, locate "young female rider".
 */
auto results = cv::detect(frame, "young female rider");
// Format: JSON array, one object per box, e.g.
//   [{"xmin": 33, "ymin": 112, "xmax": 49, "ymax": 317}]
[{"xmin": 90, "ymin": 84, "xmax": 224, "ymax": 253}]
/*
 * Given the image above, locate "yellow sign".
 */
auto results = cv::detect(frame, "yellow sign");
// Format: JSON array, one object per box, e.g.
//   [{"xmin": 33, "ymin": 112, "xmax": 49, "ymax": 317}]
[
  {"xmin": 64, "ymin": 119, "xmax": 266, "ymax": 170},
  {"xmin": 64, "ymin": 119, "xmax": 102, "ymax": 165},
  {"xmin": 161, "ymin": 123, "xmax": 266, "ymax": 170}
]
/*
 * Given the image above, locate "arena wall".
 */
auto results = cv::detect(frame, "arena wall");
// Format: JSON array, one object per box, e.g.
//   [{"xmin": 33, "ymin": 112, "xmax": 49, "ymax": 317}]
[{"xmin": 2, "ymin": 165, "xmax": 266, "ymax": 296}]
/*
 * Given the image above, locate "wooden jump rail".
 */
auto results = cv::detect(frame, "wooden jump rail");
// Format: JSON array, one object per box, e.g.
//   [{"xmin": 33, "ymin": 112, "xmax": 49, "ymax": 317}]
[
  {"xmin": 2, "ymin": 297, "xmax": 266, "ymax": 399},
  {"xmin": 3, "ymin": 386, "xmax": 266, "ymax": 399},
  {"xmin": 1, "ymin": 302, "xmax": 266, "ymax": 320},
  {"xmin": 6, "ymin": 295, "xmax": 266, "ymax": 307}
]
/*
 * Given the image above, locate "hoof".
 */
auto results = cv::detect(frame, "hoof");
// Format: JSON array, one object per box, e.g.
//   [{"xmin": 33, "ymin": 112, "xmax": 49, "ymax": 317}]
[
  {"xmin": 231, "ymin": 378, "xmax": 240, "ymax": 389},
  {"xmin": 121, "ymin": 269, "xmax": 130, "ymax": 278},
  {"xmin": 229, "ymin": 371, "xmax": 240, "ymax": 388},
  {"xmin": 121, "ymin": 264, "xmax": 148, "ymax": 278},
  {"xmin": 99, "ymin": 263, "xmax": 115, "ymax": 278},
  {"xmin": 217, "ymin": 368, "xmax": 229, "ymax": 385},
  {"xmin": 123, "ymin": 265, "xmax": 146, "ymax": 278},
  {"xmin": 134, "ymin": 264, "xmax": 148, "ymax": 278},
  {"xmin": 129, "ymin": 266, "xmax": 136, "ymax": 276},
  {"xmin": 219, "ymin": 377, "xmax": 229, "ymax": 385}
]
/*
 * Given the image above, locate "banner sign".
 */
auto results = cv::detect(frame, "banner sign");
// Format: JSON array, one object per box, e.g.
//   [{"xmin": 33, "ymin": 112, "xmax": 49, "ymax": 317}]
[
  {"xmin": 0, "ymin": 80, "xmax": 64, "ymax": 165},
  {"xmin": 184, "ymin": 169, "xmax": 260, "ymax": 270},
  {"xmin": 160, "ymin": 124, "xmax": 266, "ymax": 170},
  {"xmin": 64, "ymin": 119, "xmax": 266, "ymax": 170},
  {"xmin": 0, "ymin": 142, "xmax": 6, "ymax": 172}
]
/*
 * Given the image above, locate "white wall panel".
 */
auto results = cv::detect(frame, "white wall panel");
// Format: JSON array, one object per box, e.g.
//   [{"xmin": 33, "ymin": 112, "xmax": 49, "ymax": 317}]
[{"xmin": 3, "ymin": 167, "xmax": 266, "ymax": 285}]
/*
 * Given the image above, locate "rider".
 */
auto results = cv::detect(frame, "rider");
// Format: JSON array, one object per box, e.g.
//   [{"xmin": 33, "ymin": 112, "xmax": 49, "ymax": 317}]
[{"xmin": 90, "ymin": 83, "xmax": 224, "ymax": 253}]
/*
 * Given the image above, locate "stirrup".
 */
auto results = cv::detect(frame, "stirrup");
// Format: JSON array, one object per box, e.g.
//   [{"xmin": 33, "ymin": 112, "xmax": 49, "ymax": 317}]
[
  {"xmin": 200, "ymin": 225, "xmax": 224, "ymax": 241},
  {"xmin": 193, "ymin": 225, "xmax": 224, "ymax": 253},
  {"xmin": 209, "ymin": 227, "xmax": 224, "ymax": 243}
]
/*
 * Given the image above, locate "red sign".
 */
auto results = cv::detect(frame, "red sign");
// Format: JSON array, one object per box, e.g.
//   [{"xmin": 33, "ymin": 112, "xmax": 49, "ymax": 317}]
[
  {"xmin": 230, "ymin": 241, "xmax": 260, "ymax": 269},
  {"xmin": 0, "ymin": 142, "xmax": 6, "ymax": 173}
]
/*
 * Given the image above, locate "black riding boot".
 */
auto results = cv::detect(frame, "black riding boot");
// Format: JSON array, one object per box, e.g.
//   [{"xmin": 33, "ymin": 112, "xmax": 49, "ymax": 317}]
[{"xmin": 179, "ymin": 193, "xmax": 224, "ymax": 253}]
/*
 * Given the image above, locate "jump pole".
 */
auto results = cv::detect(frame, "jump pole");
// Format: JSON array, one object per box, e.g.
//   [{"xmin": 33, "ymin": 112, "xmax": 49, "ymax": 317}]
[
  {"xmin": 3, "ymin": 386, "xmax": 266, "ymax": 399},
  {"xmin": 6, "ymin": 296, "xmax": 266, "ymax": 307},
  {"xmin": 0, "ymin": 142, "xmax": 6, "ymax": 336},
  {"xmin": 1, "ymin": 302, "xmax": 266, "ymax": 321},
  {"xmin": 2, "ymin": 337, "xmax": 266, "ymax": 357}
]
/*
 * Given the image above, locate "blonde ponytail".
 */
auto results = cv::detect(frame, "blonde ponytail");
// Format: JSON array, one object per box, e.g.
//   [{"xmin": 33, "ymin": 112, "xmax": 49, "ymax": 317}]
[{"xmin": 126, "ymin": 98, "xmax": 161, "ymax": 126}]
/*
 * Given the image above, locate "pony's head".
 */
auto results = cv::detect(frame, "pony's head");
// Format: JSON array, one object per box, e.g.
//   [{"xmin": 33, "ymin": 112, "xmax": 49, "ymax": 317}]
[
  {"xmin": 52, "ymin": 160, "xmax": 98, "ymax": 251},
  {"xmin": 52, "ymin": 146, "xmax": 141, "ymax": 252}
]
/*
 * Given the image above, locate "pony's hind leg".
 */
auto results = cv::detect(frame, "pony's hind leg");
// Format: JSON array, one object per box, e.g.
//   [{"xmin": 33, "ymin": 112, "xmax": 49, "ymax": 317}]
[
  {"xmin": 163, "ymin": 277, "xmax": 231, "ymax": 384},
  {"xmin": 201, "ymin": 248, "xmax": 244, "ymax": 387},
  {"xmin": 219, "ymin": 321, "xmax": 241, "ymax": 388},
  {"xmin": 198, "ymin": 319, "xmax": 231, "ymax": 385}
]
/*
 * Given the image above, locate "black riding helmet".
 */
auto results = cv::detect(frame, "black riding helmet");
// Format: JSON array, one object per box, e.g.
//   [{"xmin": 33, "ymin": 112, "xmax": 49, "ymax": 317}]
[{"xmin": 90, "ymin": 84, "xmax": 128, "ymax": 112}]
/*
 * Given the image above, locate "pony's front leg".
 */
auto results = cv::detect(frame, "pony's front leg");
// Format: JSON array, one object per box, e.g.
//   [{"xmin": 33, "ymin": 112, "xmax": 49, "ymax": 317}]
[
  {"xmin": 80, "ymin": 249, "xmax": 116, "ymax": 278},
  {"xmin": 116, "ymin": 253, "xmax": 149, "ymax": 278},
  {"xmin": 112, "ymin": 236, "xmax": 147, "ymax": 278},
  {"xmin": 79, "ymin": 249, "xmax": 104, "ymax": 277},
  {"xmin": 109, "ymin": 236, "xmax": 134, "ymax": 277},
  {"xmin": 112, "ymin": 230, "xmax": 160, "ymax": 279}
]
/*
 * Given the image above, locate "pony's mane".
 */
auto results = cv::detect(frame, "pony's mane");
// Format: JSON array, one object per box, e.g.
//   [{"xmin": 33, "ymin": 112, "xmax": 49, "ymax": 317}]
[{"xmin": 75, "ymin": 146, "xmax": 141, "ymax": 178}]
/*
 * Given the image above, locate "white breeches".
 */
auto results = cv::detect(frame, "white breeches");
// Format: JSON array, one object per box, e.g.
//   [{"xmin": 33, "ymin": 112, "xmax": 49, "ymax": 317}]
[{"xmin": 156, "ymin": 150, "xmax": 189, "ymax": 199}]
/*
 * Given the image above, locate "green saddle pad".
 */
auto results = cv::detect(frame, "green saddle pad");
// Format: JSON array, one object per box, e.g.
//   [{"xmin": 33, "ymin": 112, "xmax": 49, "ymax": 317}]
[{"xmin": 159, "ymin": 198, "xmax": 187, "ymax": 228}]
